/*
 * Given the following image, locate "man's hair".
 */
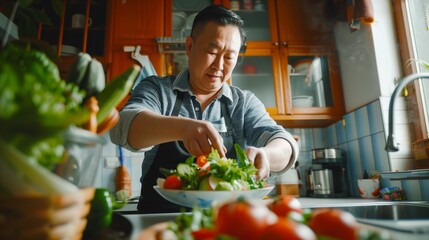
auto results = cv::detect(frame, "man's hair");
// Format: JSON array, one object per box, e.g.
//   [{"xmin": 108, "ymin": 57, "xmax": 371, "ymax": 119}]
[{"xmin": 191, "ymin": 5, "xmax": 247, "ymax": 53}]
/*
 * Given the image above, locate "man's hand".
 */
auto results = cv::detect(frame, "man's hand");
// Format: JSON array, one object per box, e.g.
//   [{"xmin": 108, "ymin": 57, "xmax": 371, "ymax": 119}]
[
  {"xmin": 181, "ymin": 119, "xmax": 227, "ymax": 157},
  {"xmin": 245, "ymin": 146, "xmax": 270, "ymax": 180}
]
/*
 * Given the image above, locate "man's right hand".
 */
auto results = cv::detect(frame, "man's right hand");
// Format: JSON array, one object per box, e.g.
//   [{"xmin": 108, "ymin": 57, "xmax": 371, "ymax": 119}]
[{"xmin": 181, "ymin": 119, "xmax": 226, "ymax": 158}]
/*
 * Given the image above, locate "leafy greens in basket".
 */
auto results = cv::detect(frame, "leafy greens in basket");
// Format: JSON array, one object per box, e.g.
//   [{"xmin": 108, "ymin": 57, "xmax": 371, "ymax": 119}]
[{"xmin": 159, "ymin": 144, "xmax": 265, "ymax": 191}]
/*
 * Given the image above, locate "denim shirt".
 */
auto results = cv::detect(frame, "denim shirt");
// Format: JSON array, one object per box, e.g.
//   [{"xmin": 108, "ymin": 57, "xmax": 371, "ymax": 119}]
[{"xmin": 109, "ymin": 69, "xmax": 299, "ymax": 179}]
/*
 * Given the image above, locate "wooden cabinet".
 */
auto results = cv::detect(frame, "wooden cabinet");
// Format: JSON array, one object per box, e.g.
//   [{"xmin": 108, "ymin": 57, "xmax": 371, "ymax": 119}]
[
  {"xmin": 230, "ymin": 0, "xmax": 344, "ymax": 128},
  {"xmin": 39, "ymin": 0, "xmax": 112, "ymax": 79},
  {"xmin": 108, "ymin": 0, "xmax": 344, "ymax": 127},
  {"xmin": 275, "ymin": 0, "xmax": 335, "ymax": 47},
  {"xmin": 108, "ymin": 0, "xmax": 167, "ymax": 81}
]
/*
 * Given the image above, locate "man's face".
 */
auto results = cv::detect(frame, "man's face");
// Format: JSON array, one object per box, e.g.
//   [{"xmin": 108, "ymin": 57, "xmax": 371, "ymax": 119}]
[{"xmin": 186, "ymin": 21, "xmax": 242, "ymax": 95}]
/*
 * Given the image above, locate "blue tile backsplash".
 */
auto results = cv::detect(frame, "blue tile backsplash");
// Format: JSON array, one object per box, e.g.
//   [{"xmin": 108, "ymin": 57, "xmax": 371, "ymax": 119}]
[{"xmin": 288, "ymin": 99, "xmax": 429, "ymax": 200}]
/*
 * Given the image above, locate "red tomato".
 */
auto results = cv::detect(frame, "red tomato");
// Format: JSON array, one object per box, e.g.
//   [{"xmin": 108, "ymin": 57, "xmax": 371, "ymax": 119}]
[
  {"xmin": 215, "ymin": 200, "xmax": 277, "ymax": 240},
  {"xmin": 307, "ymin": 208, "xmax": 359, "ymax": 240},
  {"xmin": 196, "ymin": 155, "xmax": 209, "ymax": 168},
  {"xmin": 268, "ymin": 195, "xmax": 302, "ymax": 218},
  {"xmin": 192, "ymin": 228, "xmax": 217, "ymax": 240},
  {"xmin": 163, "ymin": 175, "xmax": 182, "ymax": 190},
  {"xmin": 197, "ymin": 155, "xmax": 210, "ymax": 176},
  {"xmin": 257, "ymin": 218, "xmax": 316, "ymax": 240}
]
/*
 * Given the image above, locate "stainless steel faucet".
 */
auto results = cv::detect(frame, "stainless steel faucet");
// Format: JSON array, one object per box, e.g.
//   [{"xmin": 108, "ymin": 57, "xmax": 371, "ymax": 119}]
[{"xmin": 385, "ymin": 72, "xmax": 429, "ymax": 152}]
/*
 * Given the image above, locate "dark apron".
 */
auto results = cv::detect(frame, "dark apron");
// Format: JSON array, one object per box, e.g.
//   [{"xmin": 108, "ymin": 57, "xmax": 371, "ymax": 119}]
[{"xmin": 137, "ymin": 91, "xmax": 236, "ymax": 213}]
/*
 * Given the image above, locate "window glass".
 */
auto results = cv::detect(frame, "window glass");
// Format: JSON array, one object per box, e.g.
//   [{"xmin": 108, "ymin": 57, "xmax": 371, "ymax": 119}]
[{"xmin": 407, "ymin": 0, "xmax": 429, "ymax": 136}]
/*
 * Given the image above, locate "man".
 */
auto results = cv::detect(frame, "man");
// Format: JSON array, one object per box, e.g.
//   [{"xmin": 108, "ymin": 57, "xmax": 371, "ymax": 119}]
[{"xmin": 110, "ymin": 5, "xmax": 299, "ymax": 213}]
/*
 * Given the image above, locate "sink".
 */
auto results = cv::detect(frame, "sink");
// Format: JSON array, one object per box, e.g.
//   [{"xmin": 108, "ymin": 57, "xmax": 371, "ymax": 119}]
[{"xmin": 307, "ymin": 201, "xmax": 429, "ymax": 234}]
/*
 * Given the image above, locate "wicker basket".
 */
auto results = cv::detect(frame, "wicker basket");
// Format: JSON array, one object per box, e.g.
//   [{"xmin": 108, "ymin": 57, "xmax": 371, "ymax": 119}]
[{"xmin": 0, "ymin": 188, "xmax": 94, "ymax": 240}]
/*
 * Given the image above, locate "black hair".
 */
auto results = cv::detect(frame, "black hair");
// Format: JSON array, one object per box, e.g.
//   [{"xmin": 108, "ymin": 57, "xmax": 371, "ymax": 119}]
[{"xmin": 190, "ymin": 5, "xmax": 247, "ymax": 53}]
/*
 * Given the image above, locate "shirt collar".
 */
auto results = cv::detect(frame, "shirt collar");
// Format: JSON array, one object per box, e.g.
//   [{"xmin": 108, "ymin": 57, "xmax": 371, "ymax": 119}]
[{"xmin": 172, "ymin": 69, "xmax": 233, "ymax": 103}]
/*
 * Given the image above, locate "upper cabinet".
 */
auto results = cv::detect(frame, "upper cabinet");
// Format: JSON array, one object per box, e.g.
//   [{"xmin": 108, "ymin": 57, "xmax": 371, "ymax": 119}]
[
  {"xmin": 226, "ymin": 0, "xmax": 345, "ymax": 127},
  {"xmin": 41, "ymin": 0, "xmax": 344, "ymax": 128},
  {"xmin": 275, "ymin": 0, "xmax": 335, "ymax": 47},
  {"xmin": 109, "ymin": 0, "xmax": 166, "ymax": 81}
]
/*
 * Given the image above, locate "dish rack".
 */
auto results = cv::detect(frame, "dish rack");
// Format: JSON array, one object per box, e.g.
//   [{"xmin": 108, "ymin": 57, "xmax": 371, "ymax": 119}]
[
  {"xmin": 156, "ymin": 37, "xmax": 186, "ymax": 53},
  {"xmin": 0, "ymin": 188, "xmax": 95, "ymax": 239}
]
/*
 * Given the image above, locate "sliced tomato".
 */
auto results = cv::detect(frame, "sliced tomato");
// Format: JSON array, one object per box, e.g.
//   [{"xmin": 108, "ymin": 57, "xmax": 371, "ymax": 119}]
[
  {"xmin": 257, "ymin": 218, "xmax": 316, "ymax": 240},
  {"xmin": 191, "ymin": 228, "xmax": 217, "ymax": 240},
  {"xmin": 163, "ymin": 175, "xmax": 182, "ymax": 190},
  {"xmin": 215, "ymin": 199, "xmax": 277, "ymax": 240},
  {"xmin": 268, "ymin": 195, "xmax": 302, "ymax": 219},
  {"xmin": 196, "ymin": 155, "xmax": 209, "ymax": 168},
  {"xmin": 307, "ymin": 208, "xmax": 359, "ymax": 240}
]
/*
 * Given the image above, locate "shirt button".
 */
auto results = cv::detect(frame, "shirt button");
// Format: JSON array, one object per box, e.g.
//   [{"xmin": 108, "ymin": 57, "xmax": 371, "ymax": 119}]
[{"xmin": 195, "ymin": 107, "xmax": 200, "ymax": 111}]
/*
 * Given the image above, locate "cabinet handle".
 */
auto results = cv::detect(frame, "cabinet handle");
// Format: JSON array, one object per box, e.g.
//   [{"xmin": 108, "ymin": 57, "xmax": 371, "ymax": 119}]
[
  {"xmin": 282, "ymin": 41, "xmax": 288, "ymax": 47},
  {"xmin": 274, "ymin": 42, "xmax": 279, "ymax": 46}
]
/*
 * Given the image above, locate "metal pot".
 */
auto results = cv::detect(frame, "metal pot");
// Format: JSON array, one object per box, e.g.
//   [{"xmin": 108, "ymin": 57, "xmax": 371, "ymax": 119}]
[
  {"xmin": 311, "ymin": 148, "xmax": 342, "ymax": 160},
  {"xmin": 310, "ymin": 169, "xmax": 334, "ymax": 196}
]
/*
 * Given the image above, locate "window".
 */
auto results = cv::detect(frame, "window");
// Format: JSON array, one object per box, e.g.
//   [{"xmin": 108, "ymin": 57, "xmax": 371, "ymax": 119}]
[{"xmin": 394, "ymin": 0, "xmax": 429, "ymax": 142}]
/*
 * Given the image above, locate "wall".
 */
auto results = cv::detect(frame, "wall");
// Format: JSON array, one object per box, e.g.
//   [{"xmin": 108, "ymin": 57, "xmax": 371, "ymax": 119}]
[
  {"xmin": 93, "ymin": 133, "xmax": 144, "ymax": 198},
  {"xmin": 287, "ymin": 99, "xmax": 429, "ymax": 201},
  {"xmin": 334, "ymin": 0, "xmax": 402, "ymax": 113},
  {"xmin": 286, "ymin": 100, "xmax": 389, "ymax": 198}
]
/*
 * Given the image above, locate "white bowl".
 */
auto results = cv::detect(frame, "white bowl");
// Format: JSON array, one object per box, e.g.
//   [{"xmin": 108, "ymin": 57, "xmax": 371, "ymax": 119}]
[
  {"xmin": 185, "ymin": 13, "xmax": 198, "ymax": 30},
  {"xmin": 292, "ymin": 95, "xmax": 314, "ymax": 107},
  {"xmin": 357, "ymin": 179, "xmax": 380, "ymax": 199},
  {"xmin": 172, "ymin": 12, "xmax": 186, "ymax": 30},
  {"xmin": 293, "ymin": 59, "xmax": 313, "ymax": 73},
  {"xmin": 153, "ymin": 185, "xmax": 274, "ymax": 208}
]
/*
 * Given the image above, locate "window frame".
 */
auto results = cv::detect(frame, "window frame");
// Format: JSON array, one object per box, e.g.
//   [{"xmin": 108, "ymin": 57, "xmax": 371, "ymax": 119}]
[{"xmin": 393, "ymin": 0, "xmax": 428, "ymax": 142}]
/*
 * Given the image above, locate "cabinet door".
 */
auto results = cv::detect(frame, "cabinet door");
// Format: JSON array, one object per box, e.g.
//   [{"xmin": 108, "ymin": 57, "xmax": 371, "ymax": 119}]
[
  {"xmin": 276, "ymin": 0, "xmax": 335, "ymax": 47},
  {"xmin": 278, "ymin": 47, "xmax": 345, "ymax": 126},
  {"xmin": 227, "ymin": 0, "xmax": 279, "ymax": 49},
  {"xmin": 112, "ymin": 0, "xmax": 166, "ymax": 41},
  {"xmin": 232, "ymin": 48, "xmax": 284, "ymax": 115},
  {"xmin": 110, "ymin": 0, "xmax": 166, "ymax": 79}
]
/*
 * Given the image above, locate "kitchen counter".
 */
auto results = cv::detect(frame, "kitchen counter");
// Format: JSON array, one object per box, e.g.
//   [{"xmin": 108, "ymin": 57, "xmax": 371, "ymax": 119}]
[
  {"xmin": 117, "ymin": 198, "xmax": 429, "ymax": 240},
  {"xmin": 116, "ymin": 197, "xmax": 384, "ymax": 213}
]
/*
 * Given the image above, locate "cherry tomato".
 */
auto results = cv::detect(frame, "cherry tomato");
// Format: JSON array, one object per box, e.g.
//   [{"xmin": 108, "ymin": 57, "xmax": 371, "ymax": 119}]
[
  {"xmin": 268, "ymin": 195, "xmax": 302, "ymax": 218},
  {"xmin": 163, "ymin": 175, "xmax": 182, "ymax": 190},
  {"xmin": 215, "ymin": 200, "xmax": 277, "ymax": 240},
  {"xmin": 192, "ymin": 228, "xmax": 217, "ymax": 240},
  {"xmin": 257, "ymin": 218, "xmax": 316, "ymax": 240},
  {"xmin": 197, "ymin": 155, "xmax": 210, "ymax": 176},
  {"xmin": 196, "ymin": 155, "xmax": 209, "ymax": 168},
  {"xmin": 307, "ymin": 208, "xmax": 359, "ymax": 240}
]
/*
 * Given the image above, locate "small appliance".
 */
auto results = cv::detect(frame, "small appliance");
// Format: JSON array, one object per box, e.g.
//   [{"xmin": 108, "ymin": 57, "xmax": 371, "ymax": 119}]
[{"xmin": 306, "ymin": 148, "xmax": 350, "ymax": 198}]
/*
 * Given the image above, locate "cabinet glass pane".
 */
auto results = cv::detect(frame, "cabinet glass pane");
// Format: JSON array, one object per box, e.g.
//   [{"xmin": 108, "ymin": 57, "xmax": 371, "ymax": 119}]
[
  {"xmin": 289, "ymin": 56, "xmax": 333, "ymax": 108},
  {"xmin": 233, "ymin": 0, "xmax": 271, "ymax": 41},
  {"xmin": 232, "ymin": 56, "xmax": 276, "ymax": 108},
  {"xmin": 172, "ymin": 0, "xmax": 211, "ymax": 39}
]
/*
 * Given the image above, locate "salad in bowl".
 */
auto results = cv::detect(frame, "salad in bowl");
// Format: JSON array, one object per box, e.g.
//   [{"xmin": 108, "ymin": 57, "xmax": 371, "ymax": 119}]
[{"xmin": 154, "ymin": 144, "xmax": 274, "ymax": 208}]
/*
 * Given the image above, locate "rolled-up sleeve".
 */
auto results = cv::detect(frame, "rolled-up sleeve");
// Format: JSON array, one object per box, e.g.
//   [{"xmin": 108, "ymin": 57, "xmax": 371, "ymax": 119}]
[
  {"xmin": 109, "ymin": 75, "xmax": 166, "ymax": 152},
  {"xmin": 109, "ymin": 109, "xmax": 141, "ymax": 150}
]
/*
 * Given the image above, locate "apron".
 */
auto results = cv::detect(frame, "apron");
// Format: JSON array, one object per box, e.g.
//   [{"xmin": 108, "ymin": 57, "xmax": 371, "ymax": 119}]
[{"xmin": 137, "ymin": 90, "xmax": 237, "ymax": 213}]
